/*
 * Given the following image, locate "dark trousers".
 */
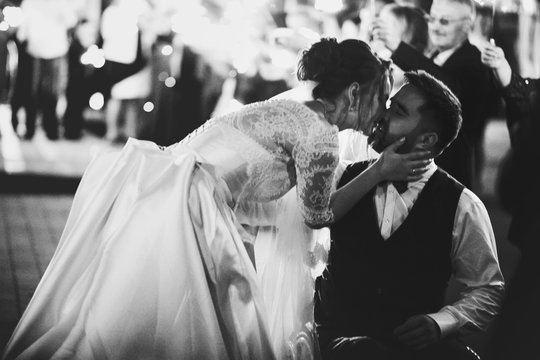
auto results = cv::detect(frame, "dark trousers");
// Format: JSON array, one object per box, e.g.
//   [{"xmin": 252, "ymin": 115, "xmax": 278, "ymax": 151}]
[
  {"xmin": 63, "ymin": 34, "xmax": 146, "ymax": 139},
  {"xmin": 11, "ymin": 40, "xmax": 33, "ymax": 132},
  {"xmin": 26, "ymin": 55, "xmax": 67, "ymax": 139},
  {"xmin": 62, "ymin": 38, "xmax": 88, "ymax": 139},
  {"xmin": 319, "ymin": 332, "xmax": 480, "ymax": 360}
]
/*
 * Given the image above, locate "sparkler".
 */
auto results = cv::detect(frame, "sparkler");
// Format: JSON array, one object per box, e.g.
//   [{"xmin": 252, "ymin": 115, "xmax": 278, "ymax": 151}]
[
  {"xmin": 476, "ymin": 0, "xmax": 497, "ymax": 39},
  {"xmin": 490, "ymin": 0, "xmax": 497, "ymax": 38},
  {"xmin": 370, "ymin": 0, "xmax": 376, "ymax": 15}
]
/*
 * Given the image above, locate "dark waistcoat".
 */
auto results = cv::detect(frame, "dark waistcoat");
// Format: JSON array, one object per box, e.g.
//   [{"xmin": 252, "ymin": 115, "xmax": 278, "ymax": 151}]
[{"xmin": 315, "ymin": 162, "xmax": 464, "ymax": 340}]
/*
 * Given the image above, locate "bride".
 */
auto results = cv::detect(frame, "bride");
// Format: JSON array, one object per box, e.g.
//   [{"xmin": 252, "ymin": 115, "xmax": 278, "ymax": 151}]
[{"xmin": 2, "ymin": 38, "xmax": 430, "ymax": 360}]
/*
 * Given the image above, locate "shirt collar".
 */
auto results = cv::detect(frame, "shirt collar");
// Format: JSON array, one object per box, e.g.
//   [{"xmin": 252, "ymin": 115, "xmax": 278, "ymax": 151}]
[
  {"xmin": 416, "ymin": 160, "xmax": 437, "ymax": 183},
  {"xmin": 385, "ymin": 160, "xmax": 437, "ymax": 193},
  {"xmin": 432, "ymin": 42, "xmax": 463, "ymax": 66}
]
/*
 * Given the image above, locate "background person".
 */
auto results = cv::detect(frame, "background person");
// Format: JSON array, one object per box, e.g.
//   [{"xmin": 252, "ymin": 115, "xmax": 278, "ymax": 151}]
[
  {"xmin": 481, "ymin": 41, "xmax": 540, "ymax": 360},
  {"xmin": 371, "ymin": 0, "xmax": 499, "ymax": 192},
  {"xmin": 16, "ymin": 0, "xmax": 77, "ymax": 140}
]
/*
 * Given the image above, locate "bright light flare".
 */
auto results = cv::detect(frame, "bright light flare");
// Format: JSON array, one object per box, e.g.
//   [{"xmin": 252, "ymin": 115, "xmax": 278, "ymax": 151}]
[
  {"xmin": 80, "ymin": 45, "xmax": 106, "ymax": 68},
  {"xmin": 171, "ymin": 3, "xmax": 207, "ymax": 34},
  {"xmin": 143, "ymin": 102, "xmax": 154, "ymax": 112},
  {"xmin": 89, "ymin": 93, "xmax": 105, "ymax": 110},
  {"xmin": 269, "ymin": 48, "xmax": 296, "ymax": 69},
  {"xmin": 161, "ymin": 45, "xmax": 173, "ymax": 56},
  {"xmin": 232, "ymin": 44, "xmax": 259, "ymax": 74},
  {"xmin": 315, "ymin": 0, "xmax": 343, "ymax": 13},
  {"xmin": 2, "ymin": 6, "xmax": 23, "ymax": 27},
  {"xmin": 164, "ymin": 77, "xmax": 176, "ymax": 88}
]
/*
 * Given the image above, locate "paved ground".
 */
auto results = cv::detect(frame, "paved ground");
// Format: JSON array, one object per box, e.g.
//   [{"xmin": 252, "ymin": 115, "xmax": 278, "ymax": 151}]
[
  {"xmin": 0, "ymin": 102, "xmax": 521, "ymax": 357},
  {"xmin": 0, "ymin": 105, "xmax": 119, "ymax": 184},
  {"xmin": 0, "ymin": 104, "xmax": 118, "ymax": 349},
  {"xmin": 0, "ymin": 194, "xmax": 73, "ymax": 348}
]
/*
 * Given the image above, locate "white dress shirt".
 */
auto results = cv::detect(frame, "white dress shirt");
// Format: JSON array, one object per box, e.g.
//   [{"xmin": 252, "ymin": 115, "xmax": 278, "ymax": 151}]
[
  {"xmin": 373, "ymin": 162, "xmax": 505, "ymax": 338},
  {"xmin": 18, "ymin": 0, "xmax": 77, "ymax": 59},
  {"xmin": 100, "ymin": 1, "xmax": 150, "ymax": 65}
]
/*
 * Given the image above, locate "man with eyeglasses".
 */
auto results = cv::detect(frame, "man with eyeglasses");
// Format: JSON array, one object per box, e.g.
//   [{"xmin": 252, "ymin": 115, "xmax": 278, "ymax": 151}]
[{"xmin": 372, "ymin": 0, "xmax": 498, "ymax": 193}]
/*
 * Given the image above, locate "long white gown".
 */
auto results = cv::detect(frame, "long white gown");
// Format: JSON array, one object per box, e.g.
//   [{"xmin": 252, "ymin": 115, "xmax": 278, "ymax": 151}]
[{"xmin": 2, "ymin": 99, "xmax": 338, "ymax": 360}]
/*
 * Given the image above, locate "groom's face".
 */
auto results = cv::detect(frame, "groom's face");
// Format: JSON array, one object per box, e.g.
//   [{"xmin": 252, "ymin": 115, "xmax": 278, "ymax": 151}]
[{"xmin": 368, "ymin": 84, "xmax": 427, "ymax": 154}]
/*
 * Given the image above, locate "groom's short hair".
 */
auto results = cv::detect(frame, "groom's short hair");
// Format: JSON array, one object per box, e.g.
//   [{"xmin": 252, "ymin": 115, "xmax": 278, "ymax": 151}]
[{"xmin": 403, "ymin": 70, "xmax": 462, "ymax": 156}]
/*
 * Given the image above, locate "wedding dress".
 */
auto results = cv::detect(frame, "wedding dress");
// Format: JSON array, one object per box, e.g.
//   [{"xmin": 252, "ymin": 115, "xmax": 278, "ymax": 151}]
[{"xmin": 2, "ymin": 99, "xmax": 338, "ymax": 360}]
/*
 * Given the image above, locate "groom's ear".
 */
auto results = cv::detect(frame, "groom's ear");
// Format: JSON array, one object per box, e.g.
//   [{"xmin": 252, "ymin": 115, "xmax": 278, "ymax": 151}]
[
  {"xmin": 416, "ymin": 132, "xmax": 438, "ymax": 150},
  {"xmin": 347, "ymin": 82, "xmax": 361, "ymax": 107}
]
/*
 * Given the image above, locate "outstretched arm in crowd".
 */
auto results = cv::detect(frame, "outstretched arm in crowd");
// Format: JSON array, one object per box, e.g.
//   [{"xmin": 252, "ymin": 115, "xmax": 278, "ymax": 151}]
[{"xmin": 481, "ymin": 42, "xmax": 512, "ymax": 88}]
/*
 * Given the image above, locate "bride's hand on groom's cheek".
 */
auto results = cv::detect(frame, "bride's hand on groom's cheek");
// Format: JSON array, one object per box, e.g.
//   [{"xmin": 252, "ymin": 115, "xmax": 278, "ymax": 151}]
[
  {"xmin": 376, "ymin": 138, "xmax": 432, "ymax": 181},
  {"xmin": 393, "ymin": 314, "xmax": 441, "ymax": 350}
]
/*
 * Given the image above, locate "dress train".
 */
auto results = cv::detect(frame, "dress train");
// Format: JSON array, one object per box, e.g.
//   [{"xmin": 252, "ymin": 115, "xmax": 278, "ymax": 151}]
[{"xmin": 3, "ymin": 139, "xmax": 274, "ymax": 360}]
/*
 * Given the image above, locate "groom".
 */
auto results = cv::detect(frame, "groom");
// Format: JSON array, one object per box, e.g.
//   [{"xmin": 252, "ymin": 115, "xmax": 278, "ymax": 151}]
[{"xmin": 314, "ymin": 71, "xmax": 505, "ymax": 360}]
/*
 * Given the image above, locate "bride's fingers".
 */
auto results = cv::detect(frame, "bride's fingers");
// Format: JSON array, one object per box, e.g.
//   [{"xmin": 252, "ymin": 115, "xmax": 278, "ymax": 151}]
[
  {"xmin": 385, "ymin": 137, "xmax": 406, "ymax": 152},
  {"xmin": 410, "ymin": 165, "xmax": 430, "ymax": 174},
  {"xmin": 407, "ymin": 173, "xmax": 424, "ymax": 181},
  {"xmin": 403, "ymin": 151, "xmax": 432, "ymax": 161},
  {"xmin": 404, "ymin": 165, "xmax": 428, "ymax": 179},
  {"xmin": 405, "ymin": 160, "xmax": 431, "ymax": 181},
  {"xmin": 482, "ymin": 53, "xmax": 496, "ymax": 61},
  {"xmin": 408, "ymin": 159, "xmax": 432, "ymax": 168}
]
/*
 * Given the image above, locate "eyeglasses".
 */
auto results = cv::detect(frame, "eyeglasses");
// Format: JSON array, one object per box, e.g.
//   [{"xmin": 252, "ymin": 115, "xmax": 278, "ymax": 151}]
[{"xmin": 425, "ymin": 15, "xmax": 469, "ymax": 26}]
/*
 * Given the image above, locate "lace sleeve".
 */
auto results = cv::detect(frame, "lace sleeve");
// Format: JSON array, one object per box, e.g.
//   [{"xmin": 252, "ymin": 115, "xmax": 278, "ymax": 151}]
[{"xmin": 293, "ymin": 125, "xmax": 339, "ymax": 228}]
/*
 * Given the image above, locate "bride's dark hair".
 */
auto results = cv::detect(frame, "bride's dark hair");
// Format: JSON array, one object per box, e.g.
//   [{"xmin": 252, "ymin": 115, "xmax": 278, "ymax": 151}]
[
  {"xmin": 297, "ymin": 37, "xmax": 389, "ymax": 98},
  {"xmin": 297, "ymin": 38, "xmax": 391, "ymax": 130}
]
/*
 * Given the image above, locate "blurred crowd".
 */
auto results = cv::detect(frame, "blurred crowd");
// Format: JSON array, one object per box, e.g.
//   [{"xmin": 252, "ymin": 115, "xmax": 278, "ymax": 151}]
[{"xmin": 0, "ymin": 0, "xmax": 538, "ymax": 159}]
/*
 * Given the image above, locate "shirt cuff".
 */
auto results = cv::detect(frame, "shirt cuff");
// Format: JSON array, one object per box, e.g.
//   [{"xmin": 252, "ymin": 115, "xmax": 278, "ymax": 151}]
[
  {"xmin": 427, "ymin": 310, "xmax": 459, "ymax": 339},
  {"xmin": 501, "ymin": 71, "xmax": 526, "ymax": 99}
]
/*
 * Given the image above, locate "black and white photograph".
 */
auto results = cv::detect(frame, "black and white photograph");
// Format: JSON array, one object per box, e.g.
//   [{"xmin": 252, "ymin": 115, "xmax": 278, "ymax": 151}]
[{"xmin": 0, "ymin": 0, "xmax": 538, "ymax": 359}]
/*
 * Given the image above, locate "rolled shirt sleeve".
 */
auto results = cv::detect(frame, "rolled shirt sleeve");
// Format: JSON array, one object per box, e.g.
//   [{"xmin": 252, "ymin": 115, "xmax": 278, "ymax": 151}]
[{"xmin": 427, "ymin": 188, "xmax": 505, "ymax": 338}]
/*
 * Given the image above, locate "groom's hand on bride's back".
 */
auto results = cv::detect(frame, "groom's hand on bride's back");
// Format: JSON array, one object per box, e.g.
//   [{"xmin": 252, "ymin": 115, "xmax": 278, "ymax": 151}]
[{"xmin": 393, "ymin": 314, "xmax": 441, "ymax": 350}]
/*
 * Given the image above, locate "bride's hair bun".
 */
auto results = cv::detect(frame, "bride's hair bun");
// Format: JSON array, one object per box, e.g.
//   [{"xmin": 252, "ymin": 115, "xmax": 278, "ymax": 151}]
[
  {"xmin": 297, "ymin": 38, "xmax": 341, "ymax": 83},
  {"xmin": 296, "ymin": 37, "xmax": 389, "ymax": 102}
]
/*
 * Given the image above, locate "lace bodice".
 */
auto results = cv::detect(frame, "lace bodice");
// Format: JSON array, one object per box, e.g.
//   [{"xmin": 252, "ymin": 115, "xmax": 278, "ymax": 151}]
[{"xmin": 178, "ymin": 99, "xmax": 340, "ymax": 226}]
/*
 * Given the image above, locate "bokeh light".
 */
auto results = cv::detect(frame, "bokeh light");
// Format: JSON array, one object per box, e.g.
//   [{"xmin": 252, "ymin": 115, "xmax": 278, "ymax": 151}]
[
  {"xmin": 143, "ymin": 102, "xmax": 155, "ymax": 113},
  {"xmin": 164, "ymin": 77, "xmax": 176, "ymax": 88},
  {"xmin": 80, "ymin": 45, "xmax": 106, "ymax": 68},
  {"xmin": 89, "ymin": 93, "xmax": 105, "ymax": 111},
  {"xmin": 2, "ymin": 6, "xmax": 23, "ymax": 28},
  {"xmin": 161, "ymin": 45, "xmax": 173, "ymax": 56}
]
